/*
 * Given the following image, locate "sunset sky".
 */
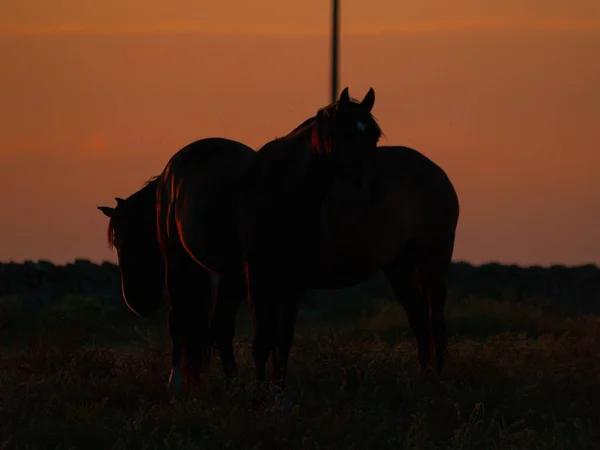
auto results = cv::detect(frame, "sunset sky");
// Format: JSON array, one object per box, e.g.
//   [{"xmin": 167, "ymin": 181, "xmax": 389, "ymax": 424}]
[{"xmin": 1, "ymin": 0, "xmax": 599, "ymax": 267}]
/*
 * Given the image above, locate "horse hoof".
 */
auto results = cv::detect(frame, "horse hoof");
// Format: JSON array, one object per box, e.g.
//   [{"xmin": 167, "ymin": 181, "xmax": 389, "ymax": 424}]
[
  {"xmin": 419, "ymin": 367, "xmax": 433, "ymax": 383},
  {"xmin": 273, "ymin": 393, "xmax": 293, "ymax": 411},
  {"xmin": 261, "ymin": 393, "xmax": 293, "ymax": 413},
  {"xmin": 167, "ymin": 367, "xmax": 183, "ymax": 396},
  {"xmin": 224, "ymin": 376, "xmax": 238, "ymax": 390},
  {"xmin": 251, "ymin": 394, "xmax": 268, "ymax": 411},
  {"xmin": 435, "ymin": 359, "xmax": 446, "ymax": 376}
]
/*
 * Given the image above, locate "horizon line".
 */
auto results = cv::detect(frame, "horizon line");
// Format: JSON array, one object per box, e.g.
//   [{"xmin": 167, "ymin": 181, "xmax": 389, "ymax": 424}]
[
  {"xmin": 2, "ymin": 258, "xmax": 598, "ymax": 270},
  {"xmin": 2, "ymin": 17, "xmax": 600, "ymax": 37}
]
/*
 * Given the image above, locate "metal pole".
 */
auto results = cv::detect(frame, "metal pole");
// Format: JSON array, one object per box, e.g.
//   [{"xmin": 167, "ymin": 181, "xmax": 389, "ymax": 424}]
[{"xmin": 331, "ymin": 0, "xmax": 339, "ymax": 104}]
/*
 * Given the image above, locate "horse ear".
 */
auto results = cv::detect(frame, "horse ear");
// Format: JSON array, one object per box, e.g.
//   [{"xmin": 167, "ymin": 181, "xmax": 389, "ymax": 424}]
[
  {"xmin": 98, "ymin": 206, "xmax": 114, "ymax": 217},
  {"xmin": 339, "ymin": 87, "xmax": 350, "ymax": 104},
  {"xmin": 115, "ymin": 197, "xmax": 125, "ymax": 206},
  {"xmin": 361, "ymin": 88, "xmax": 375, "ymax": 112}
]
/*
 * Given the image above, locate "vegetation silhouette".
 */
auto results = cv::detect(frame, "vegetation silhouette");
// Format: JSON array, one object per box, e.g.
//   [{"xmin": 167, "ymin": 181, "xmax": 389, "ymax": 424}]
[
  {"xmin": 4, "ymin": 260, "xmax": 598, "ymax": 316},
  {"xmin": 97, "ymin": 88, "xmax": 460, "ymax": 397},
  {"xmin": 3, "ymin": 291, "xmax": 600, "ymax": 449}
]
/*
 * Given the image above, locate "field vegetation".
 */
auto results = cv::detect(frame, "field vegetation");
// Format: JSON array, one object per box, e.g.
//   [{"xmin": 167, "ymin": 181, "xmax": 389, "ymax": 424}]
[{"xmin": 1, "ymin": 289, "xmax": 600, "ymax": 449}]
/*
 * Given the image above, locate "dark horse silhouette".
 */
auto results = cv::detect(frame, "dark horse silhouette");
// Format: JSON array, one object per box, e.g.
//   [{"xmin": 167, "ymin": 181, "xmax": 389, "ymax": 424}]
[
  {"xmin": 98, "ymin": 87, "xmax": 460, "ymax": 396},
  {"xmin": 236, "ymin": 89, "xmax": 459, "ymax": 392},
  {"xmin": 98, "ymin": 137, "xmax": 254, "ymax": 394}
]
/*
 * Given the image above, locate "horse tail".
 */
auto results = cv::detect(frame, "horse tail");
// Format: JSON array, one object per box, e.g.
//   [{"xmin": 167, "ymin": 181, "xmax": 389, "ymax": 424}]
[{"xmin": 157, "ymin": 177, "xmax": 216, "ymax": 390}]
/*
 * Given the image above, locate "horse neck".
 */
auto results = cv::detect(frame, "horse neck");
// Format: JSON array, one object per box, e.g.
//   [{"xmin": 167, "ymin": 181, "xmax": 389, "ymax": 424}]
[
  {"xmin": 286, "ymin": 138, "xmax": 336, "ymax": 207},
  {"xmin": 127, "ymin": 179, "xmax": 160, "ymax": 243},
  {"xmin": 131, "ymin": 179, "xmax": 158, "ymax": 214},
  {"xmin": 242, "ymin": 123, "xmax": 335, "ymax": 211}
]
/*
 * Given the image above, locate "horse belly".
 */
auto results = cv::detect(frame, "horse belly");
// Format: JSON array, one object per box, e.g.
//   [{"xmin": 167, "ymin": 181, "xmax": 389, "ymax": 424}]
[{"xmin": 315, "ymin": 181, "xmax": 409, "ymax": 278}]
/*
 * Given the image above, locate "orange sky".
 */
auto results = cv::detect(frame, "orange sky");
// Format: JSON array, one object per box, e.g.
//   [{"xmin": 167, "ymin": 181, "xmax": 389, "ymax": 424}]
[{"xmin": 1, "ymin": 1, "xmax": 599, "ymax": 266}]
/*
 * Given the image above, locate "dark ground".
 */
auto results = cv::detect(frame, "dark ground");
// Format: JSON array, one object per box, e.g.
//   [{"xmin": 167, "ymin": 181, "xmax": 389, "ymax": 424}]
[{"xmin": 2, "ymin": 293, "xmax": 600, "ymax": 449}]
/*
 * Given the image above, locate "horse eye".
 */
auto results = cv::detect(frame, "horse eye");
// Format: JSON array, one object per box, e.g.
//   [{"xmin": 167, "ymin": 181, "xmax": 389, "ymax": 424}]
[{"xmin": 356, "ymin": 120, "xmax": 367, "ymax": 131}]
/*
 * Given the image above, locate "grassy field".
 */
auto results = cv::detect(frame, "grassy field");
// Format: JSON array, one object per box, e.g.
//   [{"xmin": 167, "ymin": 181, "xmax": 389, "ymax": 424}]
[{"xmin": 1, "ymin": 294, "xmax": 600, "ymax": 449}]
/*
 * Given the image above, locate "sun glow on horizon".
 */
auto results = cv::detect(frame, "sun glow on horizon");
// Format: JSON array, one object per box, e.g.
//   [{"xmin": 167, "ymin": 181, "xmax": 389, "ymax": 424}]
[{"xmin": 1, "ymin": 17, "xmax": 599, "ymax": 36}]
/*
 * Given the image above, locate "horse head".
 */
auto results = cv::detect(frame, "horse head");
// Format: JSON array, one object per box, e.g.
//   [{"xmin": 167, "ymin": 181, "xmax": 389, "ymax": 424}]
[
  {"xmin": 312, "ymin": 87, "xmax": 382, "ymax": 169},
  {"xmin": 97, "ymin": 180, "xmax": 165, "ymax": 317}
]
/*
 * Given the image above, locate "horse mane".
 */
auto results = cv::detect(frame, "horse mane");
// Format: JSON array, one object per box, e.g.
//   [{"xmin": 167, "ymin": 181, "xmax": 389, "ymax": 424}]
[
  {"xmin": 106, "ymin": 213, "xmax": 117, "ymax": 250},
  {"xmin": 143, "ymin": 175, "xmax": 159, "ymax": 187},
  {"xmin": 248, "ymin": 99, "xmax": 384, "ymax": 192},
  {"xmin": 265, "ymin": 100, "xmax": 383, "ymax": 157},
  {"xmin": 106, "ymin": 176, "xmax": 159, "ymax": 249}
]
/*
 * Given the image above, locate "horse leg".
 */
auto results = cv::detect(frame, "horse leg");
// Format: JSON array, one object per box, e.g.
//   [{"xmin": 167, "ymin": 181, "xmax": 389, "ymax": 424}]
[
  {"xmin": 166, "ymin": 260, "xmax": 184, "ymax": 395},
  {"xmin": 165, "ymin": 252, "xmax": 214, "ymax": 394},
  {"xmin": 167, "ymin": 311, "xmax": 183, "ymax": 395},
  {"xmin": 211, "ymin": 272, "xmax": 246, "ymax": 384},
  {"xmin": 384, "ymin": 255, "xmax": 432, "ymax": 373},
  {"xmin": 244, "ymin": 261, "xmax": 278, "ymax": 389},
  {"xmin": 273, "ymin": 285, "xmax": 304, "ymax": 390},
  {"xmin": 426, "ymin": 279, "xmax": 448, "ymax": 374},
  {"xmin": 420, "ymin": 239, "xmax": 453, "ymax": 375}
]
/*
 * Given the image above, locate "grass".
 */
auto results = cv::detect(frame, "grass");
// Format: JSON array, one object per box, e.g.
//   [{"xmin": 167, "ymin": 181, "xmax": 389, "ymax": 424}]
[{"xmin": 1, "ymin": 295, "xmax": 600, "ymax": 449}]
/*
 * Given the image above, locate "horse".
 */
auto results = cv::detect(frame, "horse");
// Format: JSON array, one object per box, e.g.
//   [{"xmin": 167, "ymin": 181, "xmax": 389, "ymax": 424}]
[
  {"xmin": 98, "ymin": 137, "xmax": 255, "ymax": 394},
  {"xmin": 236, "ymin": 88, "xmax": 460, "ymax": 392},
  {"xmin": 154, "ymin": 88, "xmax": 382, "ymax": 393},
  {"xmin": 98, "ymin": 87, "xmax": 460, "ymax": 397}
]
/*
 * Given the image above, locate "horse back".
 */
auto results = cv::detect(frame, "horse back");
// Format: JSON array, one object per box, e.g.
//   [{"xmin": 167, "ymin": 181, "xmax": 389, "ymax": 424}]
[
  {"xmin": 312, "ymin": 145, "xmax": 459, "ymax": 284},
  {"xmin": 377, "ymin": 145, "xmax": 460, "ymax": 262},
  {"xmin": 156, "ymin": 138, "xmax": 256, "ymax": 274},
  {"xmin": 376, "ymin": 145, "xmax": 459, "ymax": 234}
]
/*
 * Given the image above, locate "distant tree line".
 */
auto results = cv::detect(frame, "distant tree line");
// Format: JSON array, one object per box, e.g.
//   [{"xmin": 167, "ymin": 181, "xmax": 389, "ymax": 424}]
[{"xmin": 1, "ymin": 260, "xmax": 599, "ymax": 314}]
